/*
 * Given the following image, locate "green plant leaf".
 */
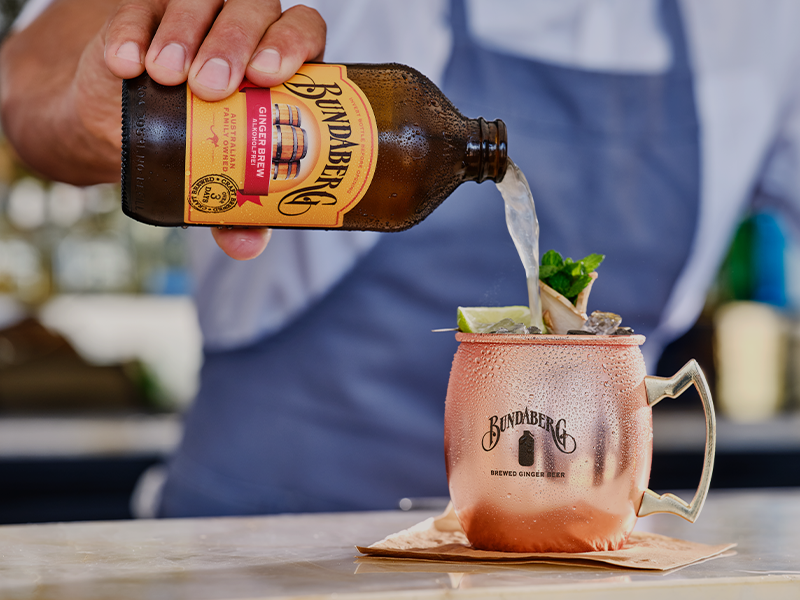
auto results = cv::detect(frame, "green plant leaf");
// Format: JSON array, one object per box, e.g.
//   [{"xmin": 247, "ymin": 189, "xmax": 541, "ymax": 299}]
[
  {"xmin": 561, "ymin": 261, "xmax": 581, "ymax": 277},
  {"xmin": 542, "ymin": 250, "xmax": 563, "ymax": 267},
  {"xmin": 539, "ymin": 249, "xmax": 604, "ymax": 305},
  {"xmin": 580, "ymin": 253, "xmax": 605, "ymax": 273},
  {"xmin": 547, "ymin": 272, "xmax": 572, "ymax": 297},
  {"xmin": 566, "ymin": 274, "xmax": 593, "ymax": 299},
  {"xmin": 539, "ymin": 264, "xmax": 561, "ymax": 279}
]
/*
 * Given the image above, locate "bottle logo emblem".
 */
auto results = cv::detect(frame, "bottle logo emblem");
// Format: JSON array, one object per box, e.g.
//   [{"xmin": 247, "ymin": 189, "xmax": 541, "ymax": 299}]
[
  {"xmin": 518, "ymin": 430, "xmax": 535, "ymax": 466},
  {"xmin": 189, "ymin": 173, "xmax": 238, "ymax": 213}
]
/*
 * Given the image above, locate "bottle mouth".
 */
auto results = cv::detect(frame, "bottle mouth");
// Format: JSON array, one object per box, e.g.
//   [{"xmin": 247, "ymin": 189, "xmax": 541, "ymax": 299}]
[
  {"xmin": 476, "ymin": 117, "xmax": 508, "ymax": 183},
  {"xmin": 491, "ymin": 119, "xmax": 508, "ymax": 183}
]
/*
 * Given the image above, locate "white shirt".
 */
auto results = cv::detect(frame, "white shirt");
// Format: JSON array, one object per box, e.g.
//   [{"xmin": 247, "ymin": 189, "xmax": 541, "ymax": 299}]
[
  {"xmin": 188, "ymin": 0, "xmax": 800, "ymax": 370},
  {"xmin": 17, "ymin": 0, "xmax": 800, "ymax": 364}
]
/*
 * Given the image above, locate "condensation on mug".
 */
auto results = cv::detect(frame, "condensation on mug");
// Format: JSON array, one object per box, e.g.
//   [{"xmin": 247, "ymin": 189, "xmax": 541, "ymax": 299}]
[{"xmin": 444, "ymin": 333, "xmax": 715, "ymax": 553}]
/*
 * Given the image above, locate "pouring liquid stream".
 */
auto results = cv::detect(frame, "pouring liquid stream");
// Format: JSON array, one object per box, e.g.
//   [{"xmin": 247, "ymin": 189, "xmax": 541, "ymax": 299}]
[{"xmin": 496, "ymin": 159, "xmax": 544, "ymax": 331}]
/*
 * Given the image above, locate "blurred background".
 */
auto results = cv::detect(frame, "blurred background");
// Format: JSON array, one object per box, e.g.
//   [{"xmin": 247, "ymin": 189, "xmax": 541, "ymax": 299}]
[
  {"xmin": 0, "ymin": 1, "xmax": 200, "ymax": 522},
  {"xmin": 0, "ymin": 130, "xmax": 201, "ymax": 522},
  {"xmin": 0, "ymin": 1, "xmax": 798, "ymax": 525}
]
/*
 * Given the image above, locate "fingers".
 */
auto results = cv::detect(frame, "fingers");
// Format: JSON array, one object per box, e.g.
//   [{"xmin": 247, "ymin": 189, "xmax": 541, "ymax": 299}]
[
  {"xmin": 145, "ymin": 0, "xmax": 225, "ymax": 86},
  {"xmin": 184, "ymin": 0, "xmax": 282, "ymax": 99},
  {"xmin": 211, "ymin": 227, "xmax": 272, "ymax": 260},
  {"xmin": 244, "ymin": 4, "xmax": 326, "ymax": 88},
  {"xmin": 104, "ymin": 0, "xmax": 327, "ymax": 102},
  {"xmin": 186, "ymin": 1, "xmax": 326, "ymax": 99},
  {"xmin": 104, "ymin": 0, "xmax": 164, "ymax": 79}
]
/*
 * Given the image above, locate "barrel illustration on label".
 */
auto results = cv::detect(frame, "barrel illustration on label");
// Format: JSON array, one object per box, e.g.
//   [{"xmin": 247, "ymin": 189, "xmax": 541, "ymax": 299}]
[
  {"xmin": 272, "ymin": 161, "xmax": 301, "ymax": 181},
  {"xmin": 184, "ymin": 64, "xmax": 378, "ymax": 228},
  {"xmin": 236, "ymin": 88, "xmax": 311, "ymax": 196},
  {"xmin": 273, "ymin": 103, "xmax": 301, "ymax": 127},
  {"xmin": 519, "ymin": 430, "xmax": 535, "ymax": 467},
  {"xmin": 272, "ymin": 123, "xmax": 307, "ymax": 164}
]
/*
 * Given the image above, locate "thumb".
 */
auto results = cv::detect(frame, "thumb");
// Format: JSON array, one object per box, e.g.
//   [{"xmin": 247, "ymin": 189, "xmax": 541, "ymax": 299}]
[{"xmin": 211, "ymin": 227, "xmax": 273, "ymax": 260}]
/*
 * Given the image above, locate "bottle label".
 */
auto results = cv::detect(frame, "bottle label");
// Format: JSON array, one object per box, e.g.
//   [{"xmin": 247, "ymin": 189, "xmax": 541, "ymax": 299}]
[{"xmin": 184, "ymin": 64, "xmax": 378, "ymax": 227}]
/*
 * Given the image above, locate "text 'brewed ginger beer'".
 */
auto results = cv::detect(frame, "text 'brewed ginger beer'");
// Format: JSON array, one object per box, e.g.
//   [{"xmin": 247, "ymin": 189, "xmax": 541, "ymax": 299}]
[{"xmin": 121, "ymin": 63, "xmax": 507, "ymax": 231}]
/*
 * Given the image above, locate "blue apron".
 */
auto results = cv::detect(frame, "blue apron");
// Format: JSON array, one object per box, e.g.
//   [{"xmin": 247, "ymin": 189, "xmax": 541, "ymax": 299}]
[{"xmin": 159, "ymin": 0, "xmax": 699, "ymax": 516}]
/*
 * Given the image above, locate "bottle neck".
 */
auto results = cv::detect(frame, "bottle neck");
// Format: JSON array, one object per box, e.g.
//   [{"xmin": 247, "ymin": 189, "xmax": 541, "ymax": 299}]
[{"xmin": 464, "ymin": 117, "xmax": 508, "ymax": 183}]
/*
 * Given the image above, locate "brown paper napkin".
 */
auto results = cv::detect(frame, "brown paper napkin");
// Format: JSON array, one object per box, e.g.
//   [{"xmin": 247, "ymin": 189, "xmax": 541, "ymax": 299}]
[{"xmin": 357, "ymin": 504, "xmax": 736, "ymax": 571}]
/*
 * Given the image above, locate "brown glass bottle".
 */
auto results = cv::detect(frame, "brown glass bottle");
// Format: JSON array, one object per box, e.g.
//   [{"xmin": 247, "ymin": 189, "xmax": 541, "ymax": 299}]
[{"xmin": 121, "ymin": 63, "xmax": 507, "ymax": 231}]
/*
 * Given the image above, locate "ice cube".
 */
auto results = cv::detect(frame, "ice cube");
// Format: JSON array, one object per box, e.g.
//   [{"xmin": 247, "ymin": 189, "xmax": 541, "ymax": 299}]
[
  {"xmin": 612, "ymin": 326, "xmax": 635, "ymax": 335},
  {"xmin": 476, "ymin": 318, "xmax": 529, "ymax": 334},
  {"xmin": 582, "ymin": 311, "xmax": 622, "ymax": 335}
]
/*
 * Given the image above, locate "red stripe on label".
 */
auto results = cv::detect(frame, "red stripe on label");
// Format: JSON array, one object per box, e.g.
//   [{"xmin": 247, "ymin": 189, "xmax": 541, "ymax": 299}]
[{"xmin": 242, "ymin": 87, "xmax": 272, "ymax": 197}]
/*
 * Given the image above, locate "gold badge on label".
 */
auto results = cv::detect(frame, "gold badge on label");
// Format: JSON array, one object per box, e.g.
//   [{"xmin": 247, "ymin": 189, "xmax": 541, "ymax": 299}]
[{"xmin": 189, "ymin": 173, "xmax": 238, "ymax": 214}]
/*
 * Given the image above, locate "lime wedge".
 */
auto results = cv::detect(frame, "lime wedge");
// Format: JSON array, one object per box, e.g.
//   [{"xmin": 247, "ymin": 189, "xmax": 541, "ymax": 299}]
[{"xmin": 457, "ymin": 306, "xmax": 531, "ymax": 333}]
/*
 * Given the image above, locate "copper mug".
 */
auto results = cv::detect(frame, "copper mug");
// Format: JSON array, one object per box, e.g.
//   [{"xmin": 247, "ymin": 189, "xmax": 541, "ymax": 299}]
[{"xmin": 444, "ymin": 333, "xmax": 716, "ymax": 553}]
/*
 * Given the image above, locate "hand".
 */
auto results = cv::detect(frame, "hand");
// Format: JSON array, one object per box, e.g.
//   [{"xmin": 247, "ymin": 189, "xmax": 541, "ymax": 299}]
[
  {"xmin": 105, "ymin": 0, "xmax": 326, "ymax": 260},
  {"xmin": 0, "ymin": 0, "xmax": 326, "ymax": 261},
  {"xmin": 104, "ymin": 0, "xmax": 326, "ymax": 101}
]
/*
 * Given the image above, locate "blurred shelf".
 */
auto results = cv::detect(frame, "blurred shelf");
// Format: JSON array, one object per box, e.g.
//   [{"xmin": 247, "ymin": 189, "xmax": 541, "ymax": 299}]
[
  {"xmin": 0, "ymin": 414, "xmax": 181, "ymax": 458},
  {"xmin": 0, "ymin": 410, "xmax": 797, "ymax": 458},
  {"xmin": 653, "ymin": 409, "xmax": 800, "ymax": 452},
  {"xmin": 650, "ymin": 409, "xmax": 800, "ymax": 491},
  {"xmin": 0, "ymin": 410, "xmax": 797, "ymax": 524},
  {"xmin": 0, "ymin": 414, "xmax": 180, "ymax": 523}
]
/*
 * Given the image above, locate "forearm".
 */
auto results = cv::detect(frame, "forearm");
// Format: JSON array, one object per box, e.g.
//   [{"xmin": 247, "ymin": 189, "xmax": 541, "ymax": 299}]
[
  {"xmin": 0, "ymin": 0, "xmax": 121, "ymax": 185},
  {"xmin": 0, "ymin": 0, "xmax": 326, "ymax": 260}
]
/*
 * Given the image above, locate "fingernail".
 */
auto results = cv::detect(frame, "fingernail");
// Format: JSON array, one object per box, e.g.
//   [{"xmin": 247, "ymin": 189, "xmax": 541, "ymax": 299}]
[
  {"xmin": 115, "ymin": 41, "xmax": 141, "ymax": 64},
  {"xmin": 154, "ymin": 43, "xmax": 186, "ymax": 73},
  {"xmin": 250, "ymin": 48, "xmax": 281, "ymax": 74},
  {"xmin": 195, "ymin": 58, "xmax": 231, "ymax": 90}
]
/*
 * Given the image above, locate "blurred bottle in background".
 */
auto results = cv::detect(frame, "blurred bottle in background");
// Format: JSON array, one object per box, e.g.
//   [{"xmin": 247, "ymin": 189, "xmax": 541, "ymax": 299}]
[{"xmin": 712, "ymin": 211, "xmax": 800, "ymax": 421}]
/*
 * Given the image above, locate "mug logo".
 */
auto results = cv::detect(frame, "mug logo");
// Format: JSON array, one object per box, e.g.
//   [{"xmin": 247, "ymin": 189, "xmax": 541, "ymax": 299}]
[{"xmin": 482, "ymin": 408, "xmax": 576, "ymax": 454}]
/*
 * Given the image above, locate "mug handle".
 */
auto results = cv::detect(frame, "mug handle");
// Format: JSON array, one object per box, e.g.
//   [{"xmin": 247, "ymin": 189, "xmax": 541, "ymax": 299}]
[{"xmin": 637, "ymin": 359, "xmax": 716, "ymax": 522}]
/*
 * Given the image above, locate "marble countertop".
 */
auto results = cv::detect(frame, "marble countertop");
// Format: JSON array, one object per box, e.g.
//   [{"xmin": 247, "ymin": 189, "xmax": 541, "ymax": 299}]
[{"xmin": 0, "ymin": 488, "xmax": 798, "ymax": 599}]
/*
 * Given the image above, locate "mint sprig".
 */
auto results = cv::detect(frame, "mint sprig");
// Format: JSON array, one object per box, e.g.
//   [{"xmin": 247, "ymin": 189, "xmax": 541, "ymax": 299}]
[{"xmin": 539, "ymin": 250, "xmax": 604, "ymax": 305}]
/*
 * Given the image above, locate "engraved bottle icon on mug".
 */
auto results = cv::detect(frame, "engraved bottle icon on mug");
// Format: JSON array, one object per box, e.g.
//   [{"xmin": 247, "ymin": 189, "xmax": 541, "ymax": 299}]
[{"xmin": 518, "ymin": 430, "xmax": 535, "ymax": 467}]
